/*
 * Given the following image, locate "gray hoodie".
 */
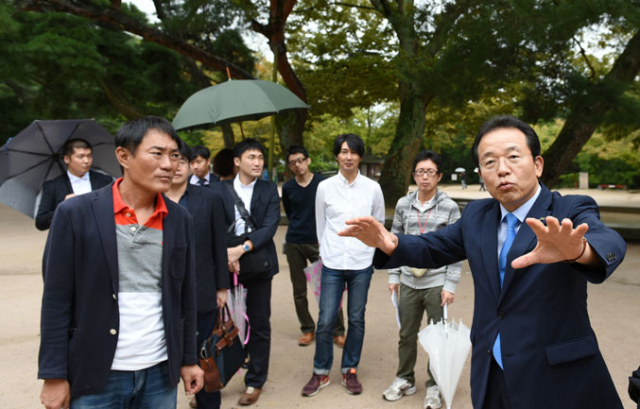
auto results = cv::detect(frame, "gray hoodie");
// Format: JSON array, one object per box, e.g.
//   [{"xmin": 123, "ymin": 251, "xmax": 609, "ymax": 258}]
[{"xmin": 388, "ymin": 189, "xmax": 462, "ymax": 293}]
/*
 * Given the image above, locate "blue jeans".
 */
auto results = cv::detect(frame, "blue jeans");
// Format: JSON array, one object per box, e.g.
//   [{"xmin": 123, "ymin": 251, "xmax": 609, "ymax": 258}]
[
  {"xmin": 313, "ymin": 265, "xmax": 373, "ymax": 374},
  {"xmin": 71, "ymin": 361, "xmax": 176, "ymax": 409}
]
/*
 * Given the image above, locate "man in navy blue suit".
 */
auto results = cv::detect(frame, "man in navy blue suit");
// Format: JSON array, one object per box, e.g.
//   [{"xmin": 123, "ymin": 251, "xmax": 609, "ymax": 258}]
[
  {"xmin": 166, "ymin": 142, "xmax": 229, "ymax": 409},
  {"xmin": 341, "ymin": 116, "xmax": 626, "ymax": 409},
  {"xmin": 35, "ymin": 138, "xmax": 113, "ymax": 230},
  {"xmin": 39, "ymin": 116, "xmax": 203, "ymax": 409},
  {"xmin": 215, "ymin": 138, "xmax": 280, "ymax": 406}
]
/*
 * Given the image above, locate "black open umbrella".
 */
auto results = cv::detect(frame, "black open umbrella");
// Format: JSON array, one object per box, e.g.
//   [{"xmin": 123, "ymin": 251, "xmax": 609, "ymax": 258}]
[{"xmin": 0, "ymin": 119, "xmax": 121, "ymax": 218}]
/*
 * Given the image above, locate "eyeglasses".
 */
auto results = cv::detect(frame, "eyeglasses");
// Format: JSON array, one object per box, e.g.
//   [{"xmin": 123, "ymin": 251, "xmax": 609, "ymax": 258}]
[
  {"xmin": 480, "ymin": 153, "xmax": 532, "ymax": 171},
  {"xmin": 414, "ymin": 169, "xmax": 439, "ymax": 177},
  {"xmin": 288, "ymin": 157, "xmax": 307, "ymax": 167}
]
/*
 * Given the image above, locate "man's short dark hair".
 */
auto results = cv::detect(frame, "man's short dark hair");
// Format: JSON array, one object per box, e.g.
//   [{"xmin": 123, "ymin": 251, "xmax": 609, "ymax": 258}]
[
  {"xmin": 63, "ymin": 138, "xmax": 92, "ymax": 157},
  {"xmin": 412, "ymin": 150, "xmax": 442, "ymax": 173},
  {"xmin": 190, "ymin": 145, "xmax": 211, "ymax": 161},
  {"xmin": 471, "ymin": 115, "xmax": 541, "ymax": 166},
  {"xmin": 179, "ymin": 141, "xmax": 192, "ymax": 162},
  {"xmin": 286, "ymin": 145, "xmax": 309, "ymax": 163},
  {"xmin": 234, "ymin": 138, "xmax": 264, "ymax": 158},
  {"xmin": 115, "ymin": 116, "xmax": 181, "ymax": 156},
  {"xmin": 213, "ymin": 148, "xmax": 235, "ymax": 177},
  {"xmin": 333, "ymin": 134, "xmax": 365, "ymax": 158}
]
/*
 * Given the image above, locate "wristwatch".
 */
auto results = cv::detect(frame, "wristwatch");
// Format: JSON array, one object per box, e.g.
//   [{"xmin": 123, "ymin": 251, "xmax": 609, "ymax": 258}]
[{"xmin": 242, "ymin": 243, "xmax": 251, "ymax": 253}]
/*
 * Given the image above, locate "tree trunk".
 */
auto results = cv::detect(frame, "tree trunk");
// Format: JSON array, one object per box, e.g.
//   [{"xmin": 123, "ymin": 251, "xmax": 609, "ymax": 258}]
[
  {"xmin": 221, "ymin": 124, "xmax": 235, "ymax": 148},
  {"xmin": 251, "ymin": 0, "xmax": 308, "ymax": 153},
  {"xmin": 377, "ymin": 81, "xmax": 430, "ymax": 206},
  {"xmin": 542, "ymin": 30, "xmax": 640, "ymax": 188}
]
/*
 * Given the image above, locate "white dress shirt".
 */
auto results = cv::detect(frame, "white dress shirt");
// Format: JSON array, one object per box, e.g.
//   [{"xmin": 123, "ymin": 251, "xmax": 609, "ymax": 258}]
[
  {"xmin": 233, "ymin": 174, "xmax": 257, "ymax": 236},
  {"xmin": 189, "ymin": 173, "xmax": 211, "ymax": 186},
  {"xmin": 67, "ymin": 171, "xmax": 92, "ymax": 196},
  {"xmin": 315, "ymin": 170, "xmax": 385, "ymax": 270},
  {"xmin": 497, "ymin": 184, "xmax": 542, "ymax": 257}
]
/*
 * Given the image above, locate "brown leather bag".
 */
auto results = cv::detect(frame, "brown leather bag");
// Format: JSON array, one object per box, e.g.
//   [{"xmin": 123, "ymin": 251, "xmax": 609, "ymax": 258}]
[{"xmin": 199, "ymin": 305, "xmax": 244, "ymax": 392}]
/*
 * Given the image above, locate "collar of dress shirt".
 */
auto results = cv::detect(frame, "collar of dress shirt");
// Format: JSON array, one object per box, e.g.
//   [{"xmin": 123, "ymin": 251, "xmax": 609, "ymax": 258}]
[
  {"xmin": 499, "ymin": 183, "xmax": 542, "ymax": 224},
  {"xmin": 337, "ymin": 169, "xmax": 361, "ymax": 186},
  {"xmin": 67, "ymin": 170, "xmax": 90, "ymax": 183}
]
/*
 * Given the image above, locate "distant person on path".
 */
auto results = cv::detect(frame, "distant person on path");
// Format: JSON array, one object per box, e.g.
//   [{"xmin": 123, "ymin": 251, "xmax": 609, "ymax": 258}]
[
  {"xmin": 382, "ymin": 150, "xmax": 461, "ymax": 409},
  {"xmin": 38, "ymin": 116, "xmax": 202, "ymax": 409},
  {"xmin": 282, "ymin": 146, "xmax": 346, "ymax": 348},
  {"xmin": 35, "ymin": 138, "xmax": 112, "ymax": 230},
  {"xmin": 460, "ymin": 171, "xmax": 467, "ymax": 189},
  {"xmin": 301, "ymin": 134, "xmax": 385, "ymax": 397},
  {"xmin": 190, "ymin": 145, "xmax": 219, "ymax": 187},
  {"xmin": 479, "ymin": 175, "xmax": 486, "ymax": 191},
  {"xmin": 165, "ymin": 143, "xmax": 229, "ymax": 409},
  {"xmin": 341, "ymin": 115, "xmax": 626, "ymax": 409}
]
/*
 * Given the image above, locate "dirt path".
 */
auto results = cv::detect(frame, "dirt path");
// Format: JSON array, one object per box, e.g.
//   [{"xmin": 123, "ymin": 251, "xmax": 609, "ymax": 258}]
[{"xmin": 0, "ymin": 203, "xmax": 638, "ymax": 408}]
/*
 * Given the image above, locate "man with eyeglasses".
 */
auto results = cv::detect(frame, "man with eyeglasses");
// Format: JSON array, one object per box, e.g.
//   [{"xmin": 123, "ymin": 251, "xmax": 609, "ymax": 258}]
[
  {"xmin": 382, "ymin": 150, "xmax": 461, "ymax": 409},
  {"xmin": 341, "ymin": 116, "xmax": 626, "ymax": 409},
  {"xmin": 282, "ymin": 146, "xmax": 346, "ymax": 348}
]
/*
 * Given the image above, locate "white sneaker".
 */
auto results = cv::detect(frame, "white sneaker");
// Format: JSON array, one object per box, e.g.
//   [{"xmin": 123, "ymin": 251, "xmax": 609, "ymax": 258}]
[
  {"xmin": 382, "ymin": 378, "xmax": 417, "ymax": 401},
  {"xmin": 424, "ymin": 385, "xmax": 442, "ymax": 409}
]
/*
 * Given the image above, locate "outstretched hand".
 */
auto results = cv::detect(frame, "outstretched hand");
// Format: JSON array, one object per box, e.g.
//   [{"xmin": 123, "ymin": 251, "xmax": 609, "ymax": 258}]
[
  {"xmin": 338, "ymin": 216, "xmax": 398, "ymax": 255},
  {"xmin": 511, "ymin": 216, "xmax": 591, "ymax": 269}
]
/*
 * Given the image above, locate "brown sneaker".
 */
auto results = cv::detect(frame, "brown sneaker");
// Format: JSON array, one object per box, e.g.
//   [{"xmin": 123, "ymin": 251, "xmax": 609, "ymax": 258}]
[
  {"xmin": 238, "ymin": 386, "xmax": 262, "ymax": 406},
  {"xmin": 333, "ymin": 335, "xmax": 346, "ymax": 348},
  {"xmin": 341, "ymin": 368, "xmax": 362, "ymax": 395},
  {"xmin": 298, "ymin": 332, "xmax": 315, "ymax": 346},
  {"xmin": 302, "ymin": 373, "xmax": 331, "ymax": 397}
]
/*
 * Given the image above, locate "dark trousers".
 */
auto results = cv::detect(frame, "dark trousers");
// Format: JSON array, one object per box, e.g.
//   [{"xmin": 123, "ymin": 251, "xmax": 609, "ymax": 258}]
[
  {"xmin": 284, "ymin": 242, "xmax": 345, "ymax": 336},
  {"xmin": 195, "ymin": 309, "xmax": 221, "ymax": 409},
  {"xmin": 242, "ymin": 276, "xmax": 272, "ymax": 388},
  {"xmin": 482, "ymin": 358, "xmax": 513, "ymax": 409}
]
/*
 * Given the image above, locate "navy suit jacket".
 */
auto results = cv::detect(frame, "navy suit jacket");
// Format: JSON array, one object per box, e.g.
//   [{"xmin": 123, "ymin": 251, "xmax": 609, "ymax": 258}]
[
  {"xmin": 185, "ymin": 184, "xmax": 230, "ymax": 313},
  {"xmin": 35, "ymin": 171, "xmax": 113, "ymax": 230},
  {"xmin": 214, "ymin": 178, "xmax": 280, "ymax": 281},
  {"xmin": 375, "ymin": 183, "xmax": 625, "ymax": 409},
  {"xmin": 38, "ymin": 183, "xmax": 197, "ymax": 398}
]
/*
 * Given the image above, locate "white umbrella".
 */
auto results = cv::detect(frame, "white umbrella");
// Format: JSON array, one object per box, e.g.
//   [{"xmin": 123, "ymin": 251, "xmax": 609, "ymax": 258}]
[
  {"xmin": 418, "ymin": 304, "xmax": 471, "ymax": 409},
  {"xmin": 227, "ymin": 273, "xmax": 249, "ymax": 345},
  {"xmin": 454, "ymin": 167, "xmax": 465, "ymax": 173},
  {"xmin": 473, "ymin": 167, "xmax": 479, "ymax": 173}
]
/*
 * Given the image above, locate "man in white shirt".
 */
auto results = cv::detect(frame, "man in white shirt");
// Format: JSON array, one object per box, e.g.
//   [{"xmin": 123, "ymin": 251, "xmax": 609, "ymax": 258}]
[
  {"xmin": 35, "ymin": 138, "xmax": 113, "ymax": 230},
  {"xmin": 301, "ymin": 134, "xmax": 385, "ymax": 397}
]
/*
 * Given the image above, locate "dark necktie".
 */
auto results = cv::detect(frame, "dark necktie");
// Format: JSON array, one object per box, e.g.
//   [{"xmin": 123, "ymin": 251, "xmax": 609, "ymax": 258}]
[
  {"xmin": 198, "ymin": 178, "xmax": 206, "ymax": 186},
  {"xmin": 492, "ymin": 213, "xmax": 519, "ymax": 369}
]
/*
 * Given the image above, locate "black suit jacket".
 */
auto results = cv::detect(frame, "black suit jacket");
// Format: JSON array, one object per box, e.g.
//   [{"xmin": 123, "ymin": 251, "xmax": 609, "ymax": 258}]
[
  {"xmin": 38, "ymin": 184, "xmax": 197, "ymax": 398},
  {"xmin": 35, "ymin": 171, "xmax": 113, "ymax": 230},
  {"xmin": 375, "ymin": 183, "xmax": 625, "ymax": 409},
  {"xmin": 185, "ymin": 184, "xmax": 230, "ymax": 313},
  {"xmin": 214, "ymin": 178, "xmax": 281, "ymax": 281}
]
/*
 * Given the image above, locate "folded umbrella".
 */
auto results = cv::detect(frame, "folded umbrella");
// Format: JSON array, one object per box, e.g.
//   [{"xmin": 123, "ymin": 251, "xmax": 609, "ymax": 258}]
[{"xmin": 418, "ymin": 304, "xmax": 471, "ymax": 409}]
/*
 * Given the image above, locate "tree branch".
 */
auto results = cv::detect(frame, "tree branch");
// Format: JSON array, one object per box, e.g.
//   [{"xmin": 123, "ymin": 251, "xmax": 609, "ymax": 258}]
[
  {"xmin": 572, "ymin": 36, "xmax": 596, "ymax": 80},
  {"xmin": 24, "ymin": 0, "xmax": 254, "ymax": 80},
  {"xmin": 334, "ymin": 2, "xmax": 377, "ymax": 11}
]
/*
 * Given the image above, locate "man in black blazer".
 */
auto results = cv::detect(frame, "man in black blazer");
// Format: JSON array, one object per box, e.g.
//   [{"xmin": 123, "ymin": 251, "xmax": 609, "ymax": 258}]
[
  {"xmin": 35, "ymin": 138, "xmax": 113, "ymax": 230},
  {"xmin": 166, "ymin": 142, "xmax": 229, "ymax": 409},
  {"xmin": 39, "ymin": 117, "xmax": 203, "ymax": 409},
  {"xmin": 190, "ymin": 145, "xmax": 220, "ymax": 187},
  {"xmin": 342, "ymin": 116, "xmax": 626, "ymax": 409},
  {"xmin": 215, "ymin": 138, "xmax": 280, "ymax": 406}
]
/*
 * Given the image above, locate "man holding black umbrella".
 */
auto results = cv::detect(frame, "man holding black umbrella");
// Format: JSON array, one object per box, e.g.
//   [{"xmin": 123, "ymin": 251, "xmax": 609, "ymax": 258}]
[{"xmin": 35, "ymin": 138, "xmax": 112, "ymax": 230}]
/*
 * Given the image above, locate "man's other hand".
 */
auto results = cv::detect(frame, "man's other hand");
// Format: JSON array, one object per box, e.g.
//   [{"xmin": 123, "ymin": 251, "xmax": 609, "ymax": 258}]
[
  {"xmin": 41, "ymin": 379, "xmax": 70, "ymax": 409},
  {"xmin": 180, "ymin": 364, "xmax": 204, "ymax": 395}
]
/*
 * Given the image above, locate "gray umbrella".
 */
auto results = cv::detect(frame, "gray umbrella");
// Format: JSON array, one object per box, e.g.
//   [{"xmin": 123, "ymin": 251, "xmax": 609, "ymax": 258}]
[
  {"xmin": 172, "ymin": 79, "xmax": 310, "ymax": 131},
  {"xmin": 0, "ymin": 119, "xmax": 121, "ymax": 218}
]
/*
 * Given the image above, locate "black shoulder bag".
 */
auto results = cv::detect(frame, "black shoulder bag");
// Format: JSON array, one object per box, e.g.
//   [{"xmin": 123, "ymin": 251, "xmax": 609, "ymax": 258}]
[{"xmin": 224, "ymin": 181, "xmax": 272, "ymax": 280}]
